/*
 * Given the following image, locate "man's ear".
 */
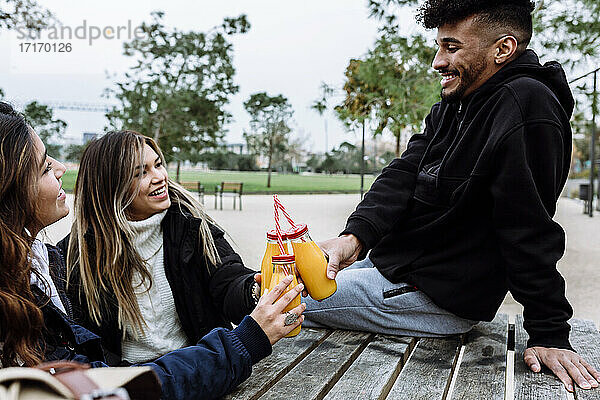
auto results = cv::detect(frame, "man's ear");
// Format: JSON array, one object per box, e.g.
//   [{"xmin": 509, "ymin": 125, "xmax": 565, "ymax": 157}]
[{"xmin": 494, "ymin": 35, "xmax": 518, "ymax": 65}]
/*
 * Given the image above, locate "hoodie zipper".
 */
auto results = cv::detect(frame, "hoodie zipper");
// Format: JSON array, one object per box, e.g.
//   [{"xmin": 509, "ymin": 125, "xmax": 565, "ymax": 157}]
[
  {"xmin": 432, "ymin": 100, "xmax": 470, "ymax": 186},
  {"xmin": 456, "ymin": 101, "xmax": 465, "ymax": 132},
  {"xmin": 425, "ymin": 101, "xmax": 466, "ymax": 176}
]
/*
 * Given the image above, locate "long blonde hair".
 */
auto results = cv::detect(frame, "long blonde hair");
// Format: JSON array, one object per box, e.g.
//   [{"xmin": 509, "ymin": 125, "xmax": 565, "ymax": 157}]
[{"xmin": 67, "ymin": 130, "xmax": 220, "ymax": 334}]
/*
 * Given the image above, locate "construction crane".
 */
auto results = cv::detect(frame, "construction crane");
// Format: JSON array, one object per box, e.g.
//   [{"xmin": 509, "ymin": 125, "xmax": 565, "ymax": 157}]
[{"xmin": 11, "ymin": 99, "xmax": 114, "ymax": 113}]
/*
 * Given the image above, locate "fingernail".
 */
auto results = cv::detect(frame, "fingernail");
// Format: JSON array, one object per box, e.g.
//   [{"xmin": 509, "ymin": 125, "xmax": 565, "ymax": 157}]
[
  {"xmin": 297, "ymin": 283, "xmax": 304, "ymax": 290},
  {"xmin": 567, "ymin": 384, "xmax": 573, "ymax": 392},
  {"xmin": 581, "ymin": 382, "xmax": 591, "ymax": 389},
  {"xmin": 590, "ymin": 380, "xmax": 598, "ymax": 388},
  {"xmin": 327, "ymin": 272, "xmax": 335, "ymax": 279}
]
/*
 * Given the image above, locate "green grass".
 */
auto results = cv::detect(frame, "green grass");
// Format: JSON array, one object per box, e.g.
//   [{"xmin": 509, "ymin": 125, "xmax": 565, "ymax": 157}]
[
  {"xmin": 61, "ymin": 170, "xmax": 377, "ymax": 194},
  {"xmin": 62, "ymin": 170, "xmax": 78, "ymax": 191}
]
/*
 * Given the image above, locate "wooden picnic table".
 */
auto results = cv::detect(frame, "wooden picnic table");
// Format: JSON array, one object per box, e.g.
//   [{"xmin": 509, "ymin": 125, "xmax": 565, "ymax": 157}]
[{"xmin": 225, "ymin": 314, "xmax": 600, "ymax": 399}]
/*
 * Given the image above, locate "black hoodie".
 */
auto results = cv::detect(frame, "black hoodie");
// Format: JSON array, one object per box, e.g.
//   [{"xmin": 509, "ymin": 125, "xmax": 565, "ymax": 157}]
[{"xmin": 343, "ymin": 50, "xmax": 574, "ymax": 350}]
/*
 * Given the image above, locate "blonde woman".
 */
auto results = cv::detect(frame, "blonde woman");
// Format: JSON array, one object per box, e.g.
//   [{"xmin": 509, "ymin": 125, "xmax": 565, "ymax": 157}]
[
  {"xmin": 0, "ymin": 102, "xmax": 305, "ymax": 399},
  {"xmin": 61, "ymin": 130, "xmax": 264, "ymax": 365}
]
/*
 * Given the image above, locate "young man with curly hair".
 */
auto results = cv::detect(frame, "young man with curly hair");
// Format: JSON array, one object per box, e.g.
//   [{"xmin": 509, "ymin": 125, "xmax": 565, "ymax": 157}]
[{"xmin": 303, "ymin": 0, "xmax": 600, "ymax": 392}]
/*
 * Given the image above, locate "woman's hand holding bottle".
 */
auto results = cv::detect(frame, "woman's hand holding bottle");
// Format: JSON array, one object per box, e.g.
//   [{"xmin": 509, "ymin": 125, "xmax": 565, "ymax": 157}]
[{"xmin": 249, "ymin": 276, "xmax": 305, "ymax": 344}]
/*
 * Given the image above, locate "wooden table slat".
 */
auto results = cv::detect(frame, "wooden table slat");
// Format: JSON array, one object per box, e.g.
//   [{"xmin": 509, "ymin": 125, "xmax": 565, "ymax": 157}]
[
  {"xmin": 225, "ymin": 328, "xmax": 331, "ymax": 400},
  {"xmin": 514, "ymin": 314, "xmax": 570, "ymax": 399},
  {"xmin": 223, "ymin": 315, "xmax": 600, "ymax": 399},
  {"xmin": 322, "ymin": 335, "xmax": 415, "ymax": 400},
  {"xmin": 569, "ymin": 319, "xmax": 600, "ymax": 400},
  {"xmin": 451, "ymin": 314, "xmax": 508, "ymax": 400},
  {"xmin": 386, "ymin": 336, "xmax": 462, "ymax": 400},
  {"xmin": 259, "ymin": 330, "xmax": 373, "ymax": 400}
]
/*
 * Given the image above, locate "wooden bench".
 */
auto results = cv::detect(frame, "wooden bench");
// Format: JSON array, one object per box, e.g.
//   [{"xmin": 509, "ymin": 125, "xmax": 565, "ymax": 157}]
[
  {"xmin": 225, "ymin": 314, "xmax": 600, "ymax": 399},
  {"xmin": 215, "ymin": 181, "xmax": 243, "ymax": 210},
  {"xmin": 177, "ymin": 181, "xmax": 205, "ymax": 204}
]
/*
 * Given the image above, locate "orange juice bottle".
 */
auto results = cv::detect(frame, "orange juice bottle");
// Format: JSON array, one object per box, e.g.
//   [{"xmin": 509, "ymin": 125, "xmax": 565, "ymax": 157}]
[
  {"xmin": 259, "ymin": 230, "xmax": 289, "ymax": 296},
  {"xmin": 269, "ymin": 254, "xmax": 301, "ymax": 337},
  {"xmin": 289, "ymin": 224, "xmax": 337, "ymax": 301}
]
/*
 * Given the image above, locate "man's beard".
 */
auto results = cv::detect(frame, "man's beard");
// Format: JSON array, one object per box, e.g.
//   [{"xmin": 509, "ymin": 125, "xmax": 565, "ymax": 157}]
[{"xmin": 441, "ymin": 57, "xmax": 488, "ymax": 103}]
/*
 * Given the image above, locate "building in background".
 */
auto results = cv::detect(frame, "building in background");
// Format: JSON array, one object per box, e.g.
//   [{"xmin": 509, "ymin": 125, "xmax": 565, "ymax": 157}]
[
  {"xmin": 225, "ymin": 142, "xmax": 248, "ymax": 155},
  {"xmin": 83, "ymin": 132, "xmax": 99, "ymax": 143}
]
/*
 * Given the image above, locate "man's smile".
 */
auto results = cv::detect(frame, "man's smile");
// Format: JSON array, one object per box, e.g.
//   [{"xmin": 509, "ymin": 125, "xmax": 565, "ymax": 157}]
[{"xmin": 440, "ymin": 70, "xmax": 459, "ymax": 88}]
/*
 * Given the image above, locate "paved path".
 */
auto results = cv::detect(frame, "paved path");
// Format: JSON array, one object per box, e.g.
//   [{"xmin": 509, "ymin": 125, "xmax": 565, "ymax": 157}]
[{"xmin": 44, "ymin": 195, "xmax": 599, "ymax": 324}]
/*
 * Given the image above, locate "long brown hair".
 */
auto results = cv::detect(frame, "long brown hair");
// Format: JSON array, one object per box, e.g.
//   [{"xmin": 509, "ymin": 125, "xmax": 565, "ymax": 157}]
[
  {"xmin": 0, "ymin": 101, "xmax": 46, "ymax": 366},
  {"xmin": 67, "ymin": 131, "xmax": 220, "ymax": 335}
]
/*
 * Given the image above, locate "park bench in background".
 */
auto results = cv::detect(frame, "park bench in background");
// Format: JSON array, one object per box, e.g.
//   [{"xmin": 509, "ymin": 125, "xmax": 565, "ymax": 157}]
[
  {"xmin": 177, "ymin": 181, "xmax": 205, "ymax": 204},
  {"xmin": 215, "ymin": 181, "xmax": 243, "ymax": 211},
  {"xmin": 225, "ymin": 314, "xmax": 600, "ymax": 399}
]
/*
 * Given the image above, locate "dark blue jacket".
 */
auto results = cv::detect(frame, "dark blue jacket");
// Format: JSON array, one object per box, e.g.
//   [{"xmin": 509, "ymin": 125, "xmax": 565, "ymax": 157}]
[{"xmin": 41, "ymin": 244, "xmax": 272, "ymax": 400}]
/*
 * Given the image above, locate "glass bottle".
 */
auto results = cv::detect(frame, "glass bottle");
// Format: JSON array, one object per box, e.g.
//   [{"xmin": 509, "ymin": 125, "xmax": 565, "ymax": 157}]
[
  {"xmin": 269, "ymin": 254, "xmax": 301, "ymax": 337},
  {"xmin": 260, "ymin": 230, "xmax": 289, "ymax": 296},
  {"xmin": 288, "ymin": 224, "xmax": 337, "ymax": 301}
]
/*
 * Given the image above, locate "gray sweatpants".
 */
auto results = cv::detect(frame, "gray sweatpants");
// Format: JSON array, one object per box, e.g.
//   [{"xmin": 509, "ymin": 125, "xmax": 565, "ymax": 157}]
[{"xmin": 303, "ymin": 257, "xmax": 478, "ymax": 337}]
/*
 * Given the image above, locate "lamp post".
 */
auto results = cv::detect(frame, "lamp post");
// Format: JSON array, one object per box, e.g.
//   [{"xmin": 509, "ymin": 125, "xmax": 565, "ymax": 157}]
[
  {"xmin": 588, "ymin": 70, "xmax": 597, "ymax": 216},
  {"xmin": 361, "ymin": 119, "xmax": 365, "ymax": 199},
  {"xmin": 325, "ymin": 118, "xmax": 328, "ymax": 154},
  {"xmin": 569, "ymin": 67, "xmax": 600, "ymax": 217},
  {"xmin": 593, "ymin": 71, "xmax": 599, "ymax": 212}
]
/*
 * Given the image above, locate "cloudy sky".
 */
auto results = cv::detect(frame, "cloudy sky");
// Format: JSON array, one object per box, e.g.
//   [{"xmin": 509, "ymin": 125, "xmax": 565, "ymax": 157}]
[{"xmin": 0, "ymin": 0, "xmax": 425, "ymax": 152}]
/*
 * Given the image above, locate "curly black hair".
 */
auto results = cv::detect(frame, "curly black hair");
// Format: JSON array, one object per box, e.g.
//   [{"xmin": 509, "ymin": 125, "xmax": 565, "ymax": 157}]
[{"xmin": 416, "ymin": 0, "xmax": 535, "ymax": 48}]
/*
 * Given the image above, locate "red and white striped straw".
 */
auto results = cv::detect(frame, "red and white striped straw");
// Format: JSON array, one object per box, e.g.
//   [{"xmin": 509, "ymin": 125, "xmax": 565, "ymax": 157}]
[
  {"xmin": 273, "ymin": 195, "xmax": 297, "ymax": 228},
  {"xmin": 273, "ymin": 195, "xmax": 287, "ymax": 254}
]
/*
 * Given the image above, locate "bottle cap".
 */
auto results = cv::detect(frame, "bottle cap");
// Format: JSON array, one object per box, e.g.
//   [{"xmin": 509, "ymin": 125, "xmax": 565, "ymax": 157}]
[
  {"xmin": 286, "ymin": 223, "xmax": 308, "ymax": 240},
  {"xmin": 266, "ymin": 229, "xmax": 289, "ymax": 241},
  {"xmin": 272, "ymin": 254, "xmax": 296, "ymax": 263}
]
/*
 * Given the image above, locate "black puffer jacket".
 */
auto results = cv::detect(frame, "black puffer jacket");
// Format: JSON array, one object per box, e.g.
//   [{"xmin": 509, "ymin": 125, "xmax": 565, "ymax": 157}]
[
  {"xmin": 343, "ymin": 50, "xmax": 574, "ymax": 349},
  {"xmin": 60, "ymin": 205, "xmax": 256, "ymax": 362}
]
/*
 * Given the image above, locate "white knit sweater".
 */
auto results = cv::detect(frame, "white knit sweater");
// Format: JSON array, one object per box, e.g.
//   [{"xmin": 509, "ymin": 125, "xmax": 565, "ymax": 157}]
[
  {"xmin": 121, "ymin": 210, "xmax": 189, "ymax": 363},
  {"xmin": 30, "ymin": 238, "xmax": 66, "ymax": 314}
]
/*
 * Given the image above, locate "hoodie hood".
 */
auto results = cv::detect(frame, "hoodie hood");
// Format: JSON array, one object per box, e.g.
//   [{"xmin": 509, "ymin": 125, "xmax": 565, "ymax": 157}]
[{"xmin": 463, "ymin": 50, "xmax": 574, "ymax": 118}]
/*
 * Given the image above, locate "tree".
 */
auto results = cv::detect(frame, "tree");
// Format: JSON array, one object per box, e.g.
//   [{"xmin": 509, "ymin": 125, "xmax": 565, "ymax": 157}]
[
  {"xmin": 106, "ymin": 12, "xmax": 250, "ymax": 181},
  {"xmin": 202, "ymin": 151, "xmax": 239, "ymax": 170},
  {"xmin": 236, "ymin": 155, "xmax": 259, "ymax": 171},
  {"xmin": 531, "ymin": 0, "xmax": 600, "ymax": 70},
  {"xmin": 319, "ymin": 153, "xmax": 343, "ymax": 174},
  {"xmin": 335, "ymin": 59, "xmax": 378, "ymax": 197},
  {"xmin": 306, "ymin": 153, "xmax": 323, "ymax": 173},
  {"xmin": 0, "ymin": 91, "xmax": 66, "ymax": 158},
  {"xmin": 366, "ymin": 0, "xmax": 600, "ymax": 70},
  {"xmin": 319, "ymin": 142, "xmax": 363, "ymax": 174},
  {"xmin": 335, "ymin": 59, "xmax": 373, "ymax": 129},
  {"xmin": 64, "ymin": 143, "xmax": 87, "ymax": 163},
  {"xmin": 0, "ymin": 0, "xmax": 55, "ymax": 31},
  {"xmin": 356, "ymin": 32, "xmax": 439, "ymax": 156},
  {"xmin": 310, "ymin": 83, "xmax": 334, "ymax": 153},
  {"xmin": 243, "ymin": 92, "xmax": 294, "ymax": 187},
  {"xmin": 335, "ymin": 142, "xmax": 362, "ymax": 174},
  {"xmin": 199, "ymin": 151, "xmax": 258, "ymax": 171},
  {"xmin": 23, "ymin": 101, "xmax": 67, "ymax": 158}
]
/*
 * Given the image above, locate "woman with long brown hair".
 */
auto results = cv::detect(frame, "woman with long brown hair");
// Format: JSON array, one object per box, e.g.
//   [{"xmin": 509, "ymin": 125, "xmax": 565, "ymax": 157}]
[
  {"xmin": 0, "ymin": 101, "xmax": 305, "ymax": 399},
  {"xmin": 62, "ymin": 130, "xmax": 265, "ymax": 365},
  {"xmin": 0, "ymin": 101, "xmax": 64, "ymax": 367}
]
